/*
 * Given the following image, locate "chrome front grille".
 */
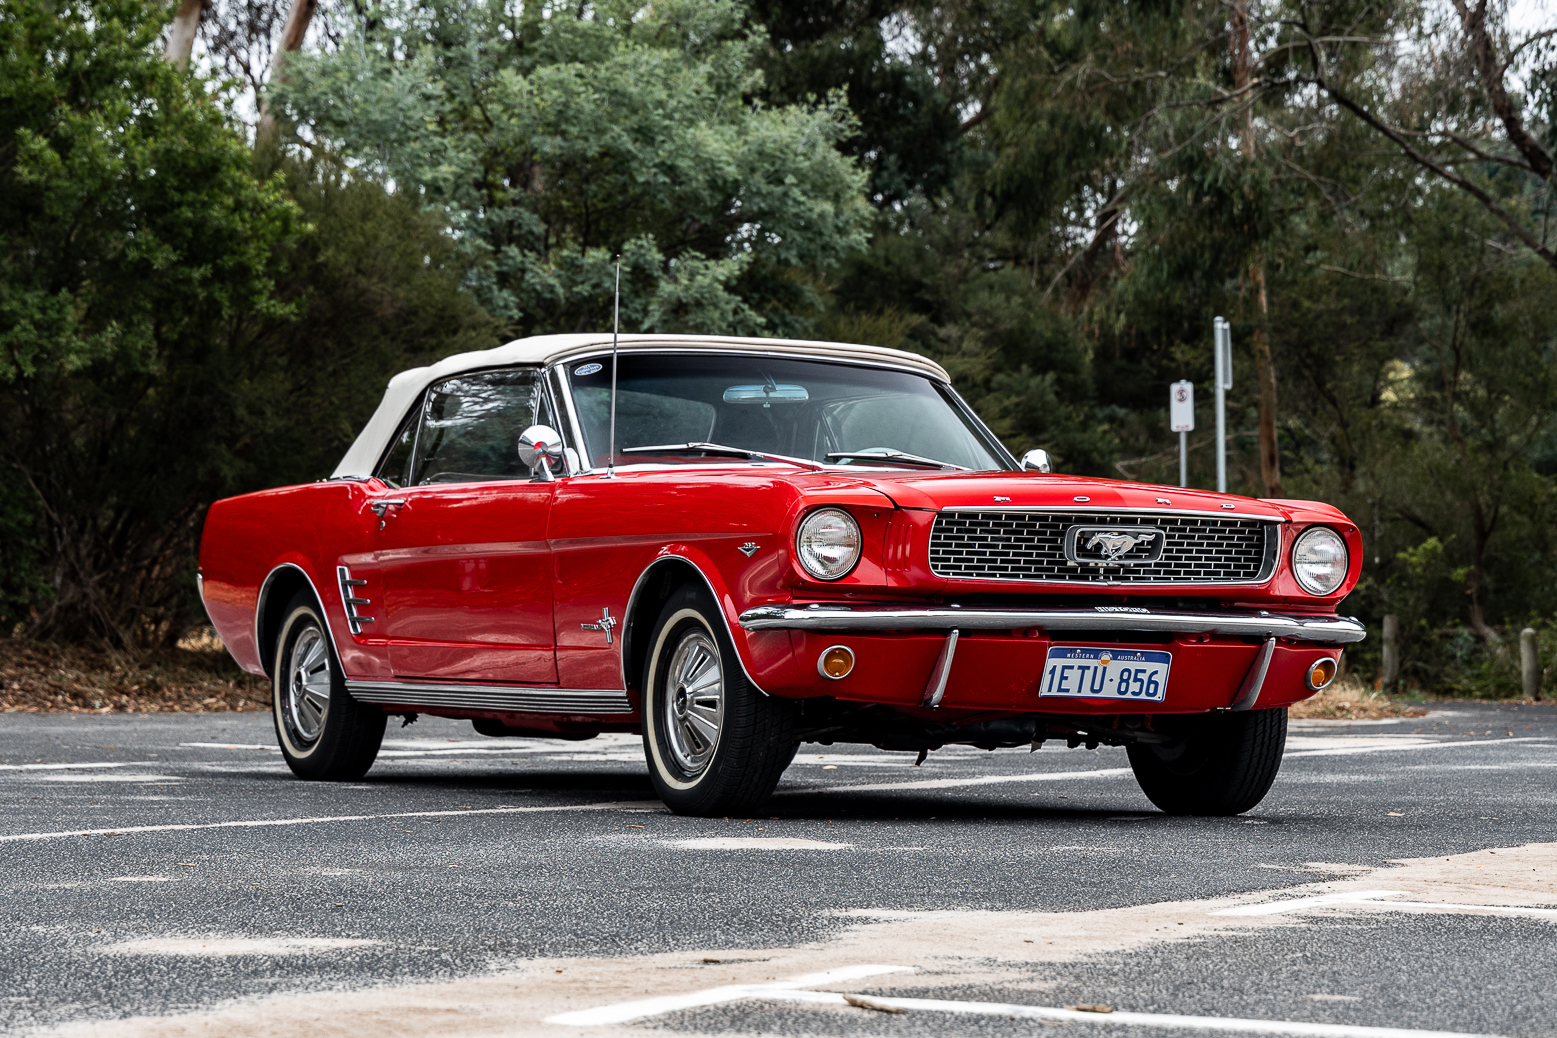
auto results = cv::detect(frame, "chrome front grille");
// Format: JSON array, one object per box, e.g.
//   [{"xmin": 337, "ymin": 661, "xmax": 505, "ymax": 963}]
[{"xmin": 928, "ymin": 510, "xmax": 1276, "ymax": 585}]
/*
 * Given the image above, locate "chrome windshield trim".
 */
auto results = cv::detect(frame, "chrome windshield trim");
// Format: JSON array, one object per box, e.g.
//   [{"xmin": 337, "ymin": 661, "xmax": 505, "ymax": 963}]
[
  {"xmin": 736, "ymin": 605, "xmax": 1366, "ymax": 644},
  {"xmin": 553, "ymin": 348, "xmax": 1016, "ymax": 475}
]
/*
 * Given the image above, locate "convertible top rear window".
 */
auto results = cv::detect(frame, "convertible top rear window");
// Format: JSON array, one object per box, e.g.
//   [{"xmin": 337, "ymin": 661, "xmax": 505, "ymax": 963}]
[{"xmin": 567, "ymin": 354, "xmax": 1009, "ymax": 471}]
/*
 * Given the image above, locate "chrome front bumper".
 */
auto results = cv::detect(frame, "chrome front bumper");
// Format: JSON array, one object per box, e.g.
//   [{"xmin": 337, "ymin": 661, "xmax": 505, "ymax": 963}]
[{"xmin": 737, "ymin": 604, "xmax": 1367, "ymax": 644}]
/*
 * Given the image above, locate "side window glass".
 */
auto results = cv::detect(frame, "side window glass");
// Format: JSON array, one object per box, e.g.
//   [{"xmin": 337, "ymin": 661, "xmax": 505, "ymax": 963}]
[
  {"xmin": 411, "ymin": 369, "xmax": 552, "ymax": 485},
  {"xmin": 376, "ymin": 404, "xmax": 420, "ymax": 488}
]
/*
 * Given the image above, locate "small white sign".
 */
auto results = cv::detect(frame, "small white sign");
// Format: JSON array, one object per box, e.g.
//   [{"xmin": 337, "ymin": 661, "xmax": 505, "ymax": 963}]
[{"xmin": 1170, "ymin": 380, "xmax": 1194, "ymax": 432}]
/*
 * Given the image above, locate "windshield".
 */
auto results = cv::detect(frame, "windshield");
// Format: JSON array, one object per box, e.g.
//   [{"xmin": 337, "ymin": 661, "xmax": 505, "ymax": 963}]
[{"xmin": 565, "ymin": 353, "xmax": 1010, "ymax": 471}]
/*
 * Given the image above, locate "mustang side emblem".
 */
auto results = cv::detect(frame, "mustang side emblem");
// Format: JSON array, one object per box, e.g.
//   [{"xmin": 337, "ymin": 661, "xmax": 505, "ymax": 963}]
[
  {"xmin": 738, "ymin": 542, "xmax": 760, "ymax": 557},
  {"xmin": 1063, "ymin": 525, "xmax": 1167, "ymax": 566},
  {"xmin": 580, "ymin": 607, "xmax": 618, "ymax": 645}
]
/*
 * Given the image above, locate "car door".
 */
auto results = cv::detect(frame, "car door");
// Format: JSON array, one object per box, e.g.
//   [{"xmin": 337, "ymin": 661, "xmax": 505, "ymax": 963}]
[{"xmin": 373, "ymin": 367, "xmax": 560, "ymax": 684}]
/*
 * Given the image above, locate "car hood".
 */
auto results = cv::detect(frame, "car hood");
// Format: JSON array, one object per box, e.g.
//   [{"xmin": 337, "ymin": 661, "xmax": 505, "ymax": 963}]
[{"xmin": 810, "ymin": 470, "xmax": 1296, "ymax": 521}]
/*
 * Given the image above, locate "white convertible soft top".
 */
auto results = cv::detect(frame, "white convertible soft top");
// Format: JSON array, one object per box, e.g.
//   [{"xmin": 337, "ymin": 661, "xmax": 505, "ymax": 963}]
[{"xmin": 331, "ymin": 333, "xmax": 953, "ymax": 479}]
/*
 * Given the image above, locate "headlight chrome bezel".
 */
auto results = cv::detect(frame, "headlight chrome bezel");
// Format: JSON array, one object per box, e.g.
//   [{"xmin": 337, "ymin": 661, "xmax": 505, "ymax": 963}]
[
  {"xmin": 795, "ymin": 507, "xmax": 863, "ymax": 582},
  {"xmin": 1290, "ymin": 525, "xmax": 1349, "ymax": 596}
]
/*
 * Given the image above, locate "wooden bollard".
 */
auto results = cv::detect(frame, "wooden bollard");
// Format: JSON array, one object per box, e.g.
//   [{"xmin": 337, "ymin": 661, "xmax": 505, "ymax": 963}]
[
  {"xmin": 1520, "ymin": 627, "xmax": 1540, "ymax": 701},
  {"xmin": 1381, "ymin": 614, "xmax": 1400, "ymax": 689}
]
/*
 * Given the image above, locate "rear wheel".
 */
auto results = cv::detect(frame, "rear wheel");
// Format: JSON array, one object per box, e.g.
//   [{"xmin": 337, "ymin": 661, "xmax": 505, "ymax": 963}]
[
  {"xmin": 642, "ymin": 585, "xmax": 798, "ymax": 816},
  {"xmin": 272, "ymin": 592, "xmax": 386, "ymax": 781},
  {"xmin": 1126, "ymin": 708, "xmax": 1287, "ymax": 815}
]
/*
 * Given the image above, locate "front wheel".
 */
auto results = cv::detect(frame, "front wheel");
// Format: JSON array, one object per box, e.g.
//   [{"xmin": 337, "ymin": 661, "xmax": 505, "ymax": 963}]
[
  {"xmin": 642, "ymin": 586, "xmax": 797, "ymax": 816},
  {"xmin": 272, "ymin": 592, "xmax": 386, "ymax": 781},
  {"xmin": 1126, "ymin": 708, "xmax": 1287, "ymax": 815}
]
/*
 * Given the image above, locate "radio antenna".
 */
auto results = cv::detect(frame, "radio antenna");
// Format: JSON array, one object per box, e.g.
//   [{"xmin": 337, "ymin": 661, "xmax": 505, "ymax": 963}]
[{"xmin": 605, "ymin": 256, "xmax": 621, "ymax": 479}]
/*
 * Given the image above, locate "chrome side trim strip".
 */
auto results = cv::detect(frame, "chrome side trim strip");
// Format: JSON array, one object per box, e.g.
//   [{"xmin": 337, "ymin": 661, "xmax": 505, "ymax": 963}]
[
  {"xmin": 921, "ymin": 630, "xmax": 959, "ymax": 708},
  {"xmin": 346, "ymin": 681, "xmax": 634, "ymax": 715},
  {"xmin": 737, "ymin": 605, "xmax": 1367, "ymax": 645},
  {"xmin": 1230, "ymin": 636, "xmax": 1277, "ymax": 711}
]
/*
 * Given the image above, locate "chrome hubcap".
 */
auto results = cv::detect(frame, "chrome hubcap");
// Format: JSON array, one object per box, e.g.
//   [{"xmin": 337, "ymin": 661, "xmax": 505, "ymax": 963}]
[
  {"xmin": 663, "ymin": 630, "xmax": 724, "ymax": 774},
  {"xmin": 285, "ymin": 628, "xmax": 331, "ymax": 745}
]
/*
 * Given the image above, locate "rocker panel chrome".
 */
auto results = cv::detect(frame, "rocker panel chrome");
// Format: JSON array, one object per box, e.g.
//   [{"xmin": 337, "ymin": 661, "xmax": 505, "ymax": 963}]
[
  {"xmin": 737, "ymin": 605, "xmax": 1366, "ymax": 644},
  {"xmin": 346, "ymin": 681, "xmax": 634, "ymax": 715}
]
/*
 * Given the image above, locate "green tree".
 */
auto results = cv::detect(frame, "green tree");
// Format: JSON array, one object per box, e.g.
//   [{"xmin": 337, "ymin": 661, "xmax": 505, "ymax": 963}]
[
  {"xmin": 0, "ymin": 0, "xmax": 301, "ymax": 644},
  {"xmin": 270, "ymin": 0, "xmax": 872, "ymax": 337}
]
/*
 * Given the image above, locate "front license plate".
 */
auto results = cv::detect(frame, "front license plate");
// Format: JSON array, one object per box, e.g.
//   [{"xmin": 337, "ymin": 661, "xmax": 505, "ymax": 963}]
[{"xmin": 1039, "ymin": 646, "xmax": 1171, "ymax": 703}]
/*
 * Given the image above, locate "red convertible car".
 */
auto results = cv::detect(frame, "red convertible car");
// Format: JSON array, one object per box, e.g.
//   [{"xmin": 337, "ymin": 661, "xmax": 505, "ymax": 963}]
[{"xmin": 199, "ymin": 334, "xmax": 1363, "ymax": 816}]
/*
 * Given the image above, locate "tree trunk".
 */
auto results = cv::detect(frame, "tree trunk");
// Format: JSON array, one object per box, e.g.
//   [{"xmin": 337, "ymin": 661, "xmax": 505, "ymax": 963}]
[
  {"xmin": 1251, "ymin": 266, "xmax": 1283, "ymax": 496},
  {"xmin": 255, "ymin": 0, "xmax": 318, "ymax": 145},
  {"xmin": 1232, "ymin": 0, "xmax": 1283, "ymax": 498},
  {"xmin": 165, "ymin": 0, "xmax": 202, "ymax": 68}
]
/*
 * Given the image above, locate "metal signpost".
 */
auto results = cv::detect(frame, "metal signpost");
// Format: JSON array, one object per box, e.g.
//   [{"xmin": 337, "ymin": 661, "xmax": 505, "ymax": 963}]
[
  {"xmin": 1169, "ymin": 380, "xmax": 1194, "ymax": 488},
  {"xmin": 1212, "ymin": 316, "xmax": 1232, "ymax": 493}
]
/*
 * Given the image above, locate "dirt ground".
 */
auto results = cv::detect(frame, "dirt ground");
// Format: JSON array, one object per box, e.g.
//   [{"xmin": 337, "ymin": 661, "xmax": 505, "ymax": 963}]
[
  {"xmin": 0, "ymin": 633, "xmax": 266, "ymax": 714},
  {"xmin": 1287, "ymin": 677, "xmax": 1430, "ymax": 720}
]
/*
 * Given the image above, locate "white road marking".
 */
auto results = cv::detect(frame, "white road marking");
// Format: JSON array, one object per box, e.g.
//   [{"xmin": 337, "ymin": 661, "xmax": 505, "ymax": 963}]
[
  {"xmin": 1286, "ymin": 737, "xmax": 1548, "ymax": 758},
  {"xmin": 108, "ymin": 876, "xmax": 176, "ymax": 882},
  {"xmin": 670, "ymin": 837, "xmax": 852, "ymax": 851},
  {"xmin": 29, "ymin": 774, "xmax": 184, "ymax": 784},
  {"xmin": 0, "ymin": 762, "xmax": 159, "ymax": 771},
  {"xmin": 547, "ymin": 968, "xmax": 1501, "ymax": 1037},
  {"xmin": 103, "ymin": 937, "xmax": 379, "ymax": 956},
  {"xmin": 179, "ymin": 743, "xmax": 276, "ymax": 751},
  {"xmin": 544, "ymin": 964, "xmax": 913, "ymax": 1025},
  {"xmin": 1214, "ymin": 891, "xmax": 1557, "ymax": 920},
  {"xmin": 784, "ymin": 766, "xmax": 1133, "ymax": 794},
  {"xmin": 0, "ymin": 801, "xmax": 643, "ymax": 843},
  {"xmin": 759, "ymin": 990, "xmax": 1503, "ymax": 1038}
]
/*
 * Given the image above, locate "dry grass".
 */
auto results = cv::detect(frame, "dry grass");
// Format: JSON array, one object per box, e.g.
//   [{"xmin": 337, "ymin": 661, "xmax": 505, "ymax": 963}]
[
  {"xmin": 1289, "ymin": 676, "xmax": 1428, "ymax": 720},
  {"xmin": 0, "ymin": 632, "xmax": 267, "ymax": 714}
]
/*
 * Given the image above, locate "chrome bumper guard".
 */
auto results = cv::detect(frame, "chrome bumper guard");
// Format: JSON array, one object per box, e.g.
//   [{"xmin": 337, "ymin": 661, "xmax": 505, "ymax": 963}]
[{"xmin": 737, "ymin": 604, "xmax": 1366, "ymax": 645}]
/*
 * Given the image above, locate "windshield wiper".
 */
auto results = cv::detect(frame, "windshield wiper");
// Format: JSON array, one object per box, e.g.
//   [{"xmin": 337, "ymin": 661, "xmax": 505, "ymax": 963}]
[
  {"xmin": 826, "ymin": 450, "xmax": 968, "ymax": 471},
  {"xmin": 621, "ymin": 443, "xmax": 824, "ymax": 471}
]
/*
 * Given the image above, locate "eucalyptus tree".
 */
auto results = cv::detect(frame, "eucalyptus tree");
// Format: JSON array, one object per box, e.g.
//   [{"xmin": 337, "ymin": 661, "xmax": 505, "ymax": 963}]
[{"xmin": 270, "ymin": 0, "xmax": 873, "ymax": 337}]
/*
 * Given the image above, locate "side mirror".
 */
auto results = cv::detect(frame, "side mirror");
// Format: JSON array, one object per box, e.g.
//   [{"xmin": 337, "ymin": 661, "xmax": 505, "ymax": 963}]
[
  {"xmin": 1021, "ymin": 448, "xmax": 1053, "ymax": 473},
  {"xmin": 518, "ymin": 425, "xmax": 565, "ymax": 481}
]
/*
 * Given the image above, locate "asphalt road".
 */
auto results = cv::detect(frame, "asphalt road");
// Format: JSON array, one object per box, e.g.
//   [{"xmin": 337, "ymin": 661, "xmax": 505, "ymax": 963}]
[{"xmin": 1, "ymin": 701, "xmax": 1554, "ymax": 1038}]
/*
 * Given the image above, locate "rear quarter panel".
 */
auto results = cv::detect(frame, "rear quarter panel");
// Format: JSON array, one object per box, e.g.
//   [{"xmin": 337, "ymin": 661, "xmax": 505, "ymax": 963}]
[{"xmin": 199, "ymin": 481, "xmax": 375, "ymax": 677}]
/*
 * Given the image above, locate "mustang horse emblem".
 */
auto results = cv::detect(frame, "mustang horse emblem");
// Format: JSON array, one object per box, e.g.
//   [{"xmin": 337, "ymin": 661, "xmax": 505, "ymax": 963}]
[{"xmin": 1085, "ymin": 530, "xmax": 1156, "ymax": 562}]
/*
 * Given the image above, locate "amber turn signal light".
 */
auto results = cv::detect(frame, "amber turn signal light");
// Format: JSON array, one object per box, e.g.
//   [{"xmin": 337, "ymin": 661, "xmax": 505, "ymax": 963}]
[
  {"xmin": 1306, "ymin": 657, "xmax": 1338, "ymax": 691},
  {"xmin": 817, "ymin": 645, "xmax": 855, "ymax": 680}
]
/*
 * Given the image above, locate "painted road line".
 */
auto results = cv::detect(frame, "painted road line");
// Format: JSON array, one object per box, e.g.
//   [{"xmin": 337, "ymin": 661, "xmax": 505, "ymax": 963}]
[
  {"xmin": 780, "ymin": 767, "xmax": 1133, "ymax": 795},
  {"xmin": 1286, "ymin": 737, "xmax": 1548, "ymax": 758},
  {"xmin": 0, "ymin": 801, "xmax": 652, "ymax": 843},
  {"xmin": 544, "ymin": 965, "xmax": 914, "ymax": 1026},
  {"xmin": 669, "ymin": 837, "xmax": 853, "ymax": 851},
  {"xmin": 29, "ymin": 774, "xmax": 184, "ymax": 783},
  {"xmin": 1214, "ymin": 891, "xmax": 1557, "ymax": 920},
  {"xmin": 0, "ymin": 761, "xmax": 161, "ymax": 771},
  {"xmin": 759, "ymin": 991, "xmax": 1504, "ymax": 1038}
]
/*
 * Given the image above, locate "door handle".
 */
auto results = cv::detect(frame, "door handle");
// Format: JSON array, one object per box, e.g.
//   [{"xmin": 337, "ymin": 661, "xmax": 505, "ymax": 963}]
[{"xmin": 370, "ymin": 499, "xmax": 406, "ymax": 528}]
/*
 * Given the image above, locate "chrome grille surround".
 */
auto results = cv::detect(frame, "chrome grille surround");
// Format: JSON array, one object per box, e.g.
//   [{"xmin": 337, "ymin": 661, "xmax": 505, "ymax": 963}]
[{"xmin": 929, "ymin": 509, "xmax": 1279, "ymax": 585}]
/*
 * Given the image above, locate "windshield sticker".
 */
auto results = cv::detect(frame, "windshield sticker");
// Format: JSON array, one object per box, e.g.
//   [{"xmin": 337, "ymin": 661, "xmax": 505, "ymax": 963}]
[{"xmin": 573, "ymin": 362, "xmax": 603, "ymax": 376}]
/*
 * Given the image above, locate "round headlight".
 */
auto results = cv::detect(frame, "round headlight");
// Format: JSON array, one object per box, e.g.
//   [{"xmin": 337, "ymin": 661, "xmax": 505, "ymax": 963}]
[
  {"xmin": 1291, "ymin": 526, "xmax": 1348, "ymax": 595},
  {"xmin": 795, "ymin": 508, "xmax": 862, "ymax": 581}
]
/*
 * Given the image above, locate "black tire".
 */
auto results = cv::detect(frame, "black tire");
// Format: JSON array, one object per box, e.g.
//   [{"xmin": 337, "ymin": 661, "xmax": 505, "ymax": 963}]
[
  {"xmin": 272, "ymin": 591, "xmax": 386, "ymax": 781},
  {"xmin": 642, "ymin": 585, "xmax": 798, "ymax": 816},
  {"xmin": 1126, "ymin": 707, "xmax": 1287, "ymax": 815}
]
